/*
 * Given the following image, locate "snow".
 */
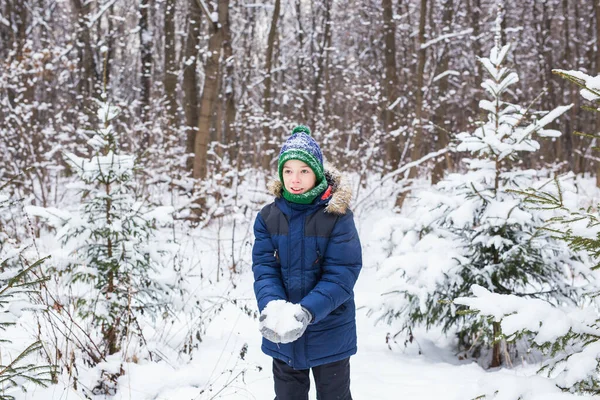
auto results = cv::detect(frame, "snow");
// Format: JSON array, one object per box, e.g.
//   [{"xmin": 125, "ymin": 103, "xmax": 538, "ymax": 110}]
[
  {"xmin": 143, "ymin": 206, "xmax": 175, "ymax": 224},
  {"xmin": 5, "ymin": 48, "xmax": 600, "ymax": 396},
  {"xmin": 553, "ymin": 69, "xmax": 600, "ymax": 101},
  {"xmin": 580, "ymin": 89, "xmax": 600, "ymax": 102},
  {"xmin": 97, "ymin": 101, "xmax": 120, "ymax": 123},
  {"xmin": 387, "ymin": 96, "xmax": 402, "ymax": 110},
  {"xmin": 433, "ymin": 70, "xmax": 460, "ymax": 82},
  {"xmin": 420, "ymin": 28, "xmax": 473, "ymax": 50},
  {"xmin": 6, "ymin": 172, "xmax": 600, "ymax": 400},
  {"xmin": 86, "ymin": 0, "xmax": 119, "ymax": 28},
  {"xmin": 64, "ymin": 152, "xmax": 135, "ymax": 181},
  {"xmin": 260, "ymin": 299, "xmax": 303, "ymax": 335},
  {"xmin": 586, "ymin": 75, "xmax": 600, "ymax": 91}
]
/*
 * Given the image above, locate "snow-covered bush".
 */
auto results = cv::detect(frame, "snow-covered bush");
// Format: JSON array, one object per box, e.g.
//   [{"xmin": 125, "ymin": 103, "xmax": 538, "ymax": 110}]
[{"xmin": 372, "ymin": 43, "xmax": 584, "ymax": 367}]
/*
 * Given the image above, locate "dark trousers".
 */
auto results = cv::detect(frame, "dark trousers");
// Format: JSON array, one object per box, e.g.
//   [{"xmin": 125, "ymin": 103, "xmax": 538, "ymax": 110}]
[{"xmin": 273, "ymin": 357, "xmax": 352, "ymax": 400}]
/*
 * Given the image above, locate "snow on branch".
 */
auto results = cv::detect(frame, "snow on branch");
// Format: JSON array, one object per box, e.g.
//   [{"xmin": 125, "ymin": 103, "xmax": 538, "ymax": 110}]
[
  {"xmin": 86, "ymin": 0, "xmax": 119, "ymax": 28},
  {"xmin": 420, "ymin": 28, "xmax": 473, "ymax": 50},
  {"xmin": 553, "ymin": 69, "xmax": 600, "ymax": 103}
]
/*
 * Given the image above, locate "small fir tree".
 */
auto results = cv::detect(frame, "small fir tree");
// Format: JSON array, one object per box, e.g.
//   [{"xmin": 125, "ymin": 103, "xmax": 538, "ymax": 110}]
[
  {"xmin": 30, "ymin": 93, "xmax": 175, "ymax": 359},
  {"xmin": 0, "ymin": 182, "xmax": 54, "ymax": 399},
  {"xmin": 454, "ymin": 69, "xmax": 600, "ymax": 395},
  {"xmin": 373, "ymin": 42, "xmax": 581, "ymax": 367}
]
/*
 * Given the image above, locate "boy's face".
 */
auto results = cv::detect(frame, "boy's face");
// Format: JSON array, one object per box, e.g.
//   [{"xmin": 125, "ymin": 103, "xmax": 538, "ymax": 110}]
[{"xmin": 282, "ymin": 159, "xmax": 317, "ymax": 195}]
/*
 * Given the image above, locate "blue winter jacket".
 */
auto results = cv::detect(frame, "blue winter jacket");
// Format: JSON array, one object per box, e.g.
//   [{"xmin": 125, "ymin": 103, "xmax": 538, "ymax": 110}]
[{"xmin": 252, "ymin": 169, "xmax": 362, "ymax": 370}]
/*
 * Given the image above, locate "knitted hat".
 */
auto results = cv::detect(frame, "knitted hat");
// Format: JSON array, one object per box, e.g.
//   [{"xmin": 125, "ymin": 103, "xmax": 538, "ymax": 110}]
[{"xmin": 277, "ymin": 125, "xmax": 328, "ymax": 204}]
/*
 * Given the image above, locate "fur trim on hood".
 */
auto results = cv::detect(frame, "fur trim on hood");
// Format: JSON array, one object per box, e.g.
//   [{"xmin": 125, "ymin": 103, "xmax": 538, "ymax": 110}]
[{"xmin": 267, "ymin": 163, "xmax": 352, "ymax": 215}]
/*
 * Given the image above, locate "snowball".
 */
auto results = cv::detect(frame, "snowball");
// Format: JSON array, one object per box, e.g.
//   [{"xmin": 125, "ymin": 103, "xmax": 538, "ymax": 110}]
[{"xmin": 261, "ymin": 300, "xmax": 302, "ymax": 335}]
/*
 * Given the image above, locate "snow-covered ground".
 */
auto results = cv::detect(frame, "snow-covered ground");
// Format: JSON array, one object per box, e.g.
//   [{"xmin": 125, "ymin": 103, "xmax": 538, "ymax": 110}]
[
  {"xmin": 9, "ymin": 182, "xmax": 599, "ymax": 400},
  {"xmin": 13, "ymin": 278, "xmax": 593, "ymax": 399}
]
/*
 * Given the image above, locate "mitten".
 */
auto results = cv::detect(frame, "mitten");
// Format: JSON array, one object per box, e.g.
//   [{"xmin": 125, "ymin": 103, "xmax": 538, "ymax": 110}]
[
  {"xmin": 259, "ymin": 309, "xmax": 282, "ymax": 343},
  {"xmin": 279, "ymin": 306, "xmax": 312, "ymax": 344}
]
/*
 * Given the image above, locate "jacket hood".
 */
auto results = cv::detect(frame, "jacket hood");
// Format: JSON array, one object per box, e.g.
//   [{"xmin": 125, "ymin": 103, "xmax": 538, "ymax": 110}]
[{"xmin": 267, "ymin": 163, "xmax": 352, "ymax": 215}]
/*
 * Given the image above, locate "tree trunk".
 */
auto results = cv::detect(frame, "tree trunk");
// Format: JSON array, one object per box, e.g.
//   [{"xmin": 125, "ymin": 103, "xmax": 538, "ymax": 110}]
[
  {"xmin": 222, "ymin": 7, "xmax": 237, "ymax": 166},
  {"xmin": 468, "ymin": 0, "xmax": 482, "ymax": 94},
  {"xmin": 164, "ymin": 0, "xmax": 178, "ymax": 130},
  {"xmin": 432, "ymin": 0, "xmax": 454, "ymax": 184},
  {"xmin": 412, "ymin": 0, "xmax": 427, "ymax": 161},
  {"xmin": 103, "ymin": 4, "xmax": 114, "ymax": 87},
  {"xmin": 382, "ymin": 0, "xmax": 401, "ymax": 170},
  {"xmin": 239, "ymin": 4, "xmax": 257, "ymax": 168},
  {"xmin": 574, "ymin": 0, "xmax": 583, "ymax": 174},
  {"xmin": 261, "ymin": 0, "xmax": 281, "ymax": 170},
  {"xmin": 295, "ymin": 0, "xmax": 308, "ymax": 121},
  {"xmin": 310, "ymin": 0, "xmax": 333, "ymax": 130},
  {"xmin": 5, "ymin": 0, "xmax": 30, "ymax": 108},
  {"xmin": 183, "ymin": 0, "xmax": 201, "ymax": 172},
  {"xmin": 0, "ymin": 1, "xmax": 13, "ymax": 59},
  {"xmin": 558, "ymin": 0, "xmax": 572, "ymax": 169},
  {"xmin": 193, "ymin": 0, "xmax": 229, "ymax": 180},
  {"xmin": 536, "ymin": 0, "xmax": 556, "ymax": 167},
  {"xmin": 13, "ymin": 0, "xmax": 29, "ymax": 58},
  {"xmin": 139, "ymin": 0, "xmax": 153, "ymax": 148},
  {"xmin": 595, "ymin": 0, "xmax": 600, "ymax": 186},
  {"xmin": 397, "ymin": 0, "xmax": 427, "ymax": 208},
  {"xmin": 71, "ymin": 0, "xmax": 98, "ymax": 97},
  {"xmin": 490, "ymin": 321, "xmax": 502, "ymax": 368},
  {"xmin": 321, "ymin": 4, "xmax": 333, "ymax": 129}
]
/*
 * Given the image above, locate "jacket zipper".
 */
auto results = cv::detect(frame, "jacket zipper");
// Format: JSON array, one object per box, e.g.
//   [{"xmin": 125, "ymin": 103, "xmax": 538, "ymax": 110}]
[{"xmin": 313, "ymin": 249, "xmax": 322, "ymax": 265}]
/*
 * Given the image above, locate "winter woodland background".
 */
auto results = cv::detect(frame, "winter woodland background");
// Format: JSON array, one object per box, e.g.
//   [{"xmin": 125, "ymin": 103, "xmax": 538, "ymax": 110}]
[{"xmin": 4, "ymin": 0, "xmax": 600, "ymax": 399}]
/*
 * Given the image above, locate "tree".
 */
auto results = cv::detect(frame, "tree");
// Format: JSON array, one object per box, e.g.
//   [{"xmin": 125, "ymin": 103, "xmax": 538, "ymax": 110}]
[
  {"xmin": 373, "ymin": 41, "xmax": 577, "ymax": 368},
  {"xmin": 382, "ymin": 0, "xmax": 401, "ymax": 170},
  {"xmin": 0, "ymin": 259, "xmax": 54, "ymax": 400},
  {"xmin": 397, "ymin": 0, "xmax": 429, "ymax": 208},
  {"xmin": 0, "ymin": 180, "xmax": 54, "ymax": 399},
  {"xmin": 309, "ymin": 0, "xmax": 333, "ymax": 132},
  {"xmin": 163, "ymin": 0, "xmax": 178, "ymax": 132},
  {"xmin": 455, "ymin": 68, "xmax": 600, "ymax": 395},
  {"xmin": 431, "ymin": 0, "xmax": 455, "ymax": 184},
  {"xmin": 139, "ymin": 0, "xmax": 153, "ymax": 148},
  {"xmin": 193, "ymin": 0, "xmax": 230, "ymax": 181},
  {"xmin": 183, "ymin": 0, "xmax": 202, "ymax": 173},
  {"xmin": 29, "ymin": 93, "xmax": 175, "ymax": 357},
  {"xmin": 261, "ymin": 0, "xmax": 281, "ymax": 171},
  {"xmin": 70, "ymin": 0, "xmax": 98, "ymax": 98}
]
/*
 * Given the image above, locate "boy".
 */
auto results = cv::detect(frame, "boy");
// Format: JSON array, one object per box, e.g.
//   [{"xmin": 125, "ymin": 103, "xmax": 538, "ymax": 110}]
[{"xmin": 252, "ymin": 125, "xmax": 362, "ymax": 400}]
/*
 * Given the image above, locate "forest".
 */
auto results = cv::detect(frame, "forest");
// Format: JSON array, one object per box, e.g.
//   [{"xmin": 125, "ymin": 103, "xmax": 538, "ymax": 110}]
[{"xmin": 3, "ymin": 0, "xmax": 600, "ymax": 399}]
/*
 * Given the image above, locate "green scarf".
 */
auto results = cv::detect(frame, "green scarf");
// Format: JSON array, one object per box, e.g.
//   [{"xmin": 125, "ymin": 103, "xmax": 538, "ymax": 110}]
[{"xmin": 282, "ymin": 178, "xmax": 328, "ymax": 205}]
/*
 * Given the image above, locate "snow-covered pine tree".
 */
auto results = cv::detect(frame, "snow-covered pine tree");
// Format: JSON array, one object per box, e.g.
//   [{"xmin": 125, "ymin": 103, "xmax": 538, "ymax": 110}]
[
  {"xmin": 373, "ymin": 40, "xmax": 581, "ymax": 367},
  {"xmin": 0, "ymin": 181, "xmax": 54, "ymax": 399},
  {"xmin": 452, "ymin": 70, "xmax": 600, "ymax": 395},
  {"xmin": 29, "ymin": 93, "xmax": 175, "ymax": 360}
]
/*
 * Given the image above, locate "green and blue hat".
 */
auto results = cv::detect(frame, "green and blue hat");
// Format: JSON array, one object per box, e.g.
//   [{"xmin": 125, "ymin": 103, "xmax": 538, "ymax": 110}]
[{"xmin": 277, "ymin": 125, "xmax": 328, "ymax": 204}]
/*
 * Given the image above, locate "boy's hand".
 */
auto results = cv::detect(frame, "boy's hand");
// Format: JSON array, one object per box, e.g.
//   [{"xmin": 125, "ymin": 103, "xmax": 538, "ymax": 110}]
[
  {"xmin": 258, "ymin": 302, "xmax": 312, "ymax": 344},
  {"xmin": 259, "ymin": 311, "xmax": 282, "ymax": 343},
  {"xmin": 279, "ymin": 307, "xmax": 312, "ymax": 344}
]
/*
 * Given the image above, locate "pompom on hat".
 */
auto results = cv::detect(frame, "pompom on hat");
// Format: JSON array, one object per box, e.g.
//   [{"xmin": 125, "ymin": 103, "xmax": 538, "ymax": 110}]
[{"xmin": 277, "ymin": 125, "xmax": 328, "ymax": 204}]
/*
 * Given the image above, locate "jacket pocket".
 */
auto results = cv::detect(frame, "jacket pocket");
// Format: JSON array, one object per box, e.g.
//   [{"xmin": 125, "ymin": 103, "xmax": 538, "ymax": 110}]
[{"xmin": 331, "ymin": 302, "xmax": 347, "ymax": 315}]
